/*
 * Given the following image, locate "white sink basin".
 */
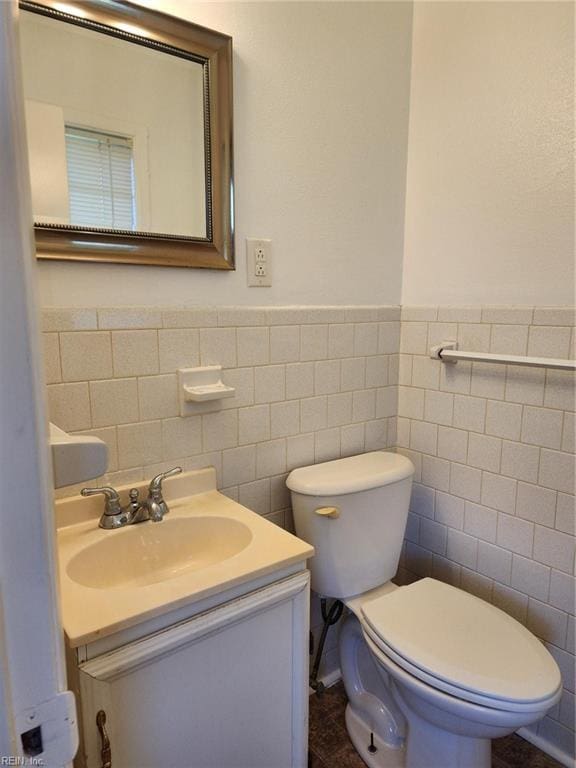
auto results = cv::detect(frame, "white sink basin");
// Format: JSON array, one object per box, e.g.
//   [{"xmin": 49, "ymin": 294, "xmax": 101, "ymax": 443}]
[
  {"xmin": 67, "ymin": 516, "xmax": 252, "ymax": 589},
  {"xmin": 55, "ymin": 467, "xmax": 314, "ymax": 647}
]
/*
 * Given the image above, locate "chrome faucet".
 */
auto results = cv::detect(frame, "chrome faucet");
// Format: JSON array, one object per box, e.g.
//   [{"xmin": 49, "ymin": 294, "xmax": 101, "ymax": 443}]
[{"xmin": 81, "ymin": 467, "xmax": 182, "ymax": 529}]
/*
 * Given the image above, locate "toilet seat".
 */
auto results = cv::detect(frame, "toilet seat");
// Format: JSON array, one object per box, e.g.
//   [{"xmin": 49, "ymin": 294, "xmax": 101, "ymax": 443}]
[
  {"xmin": 362, "ymin": 622, "xmax": 560, "ymax": 715},
  {"xmin": 360, "ymin": 578, "xmax": 562, "ymax": 713},
  {"xmin": 362, "ymin": 629, "xmax": 558, "ymax": 734}
]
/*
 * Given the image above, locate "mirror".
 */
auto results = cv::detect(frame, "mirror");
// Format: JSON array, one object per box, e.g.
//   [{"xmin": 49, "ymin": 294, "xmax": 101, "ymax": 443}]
[{"xmin": 19, "ymin": 0, "xmax": 234, "ymax": 269}]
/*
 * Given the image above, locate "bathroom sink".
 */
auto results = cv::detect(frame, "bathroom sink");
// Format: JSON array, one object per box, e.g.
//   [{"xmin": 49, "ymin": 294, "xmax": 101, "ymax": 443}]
[
  {"xmin": 55, "ymin": 467, "xmax": 313, "ymax": 646},
  {"xmin": 67, "ymin": 516, "xmax": 252, "ymax": 589}
]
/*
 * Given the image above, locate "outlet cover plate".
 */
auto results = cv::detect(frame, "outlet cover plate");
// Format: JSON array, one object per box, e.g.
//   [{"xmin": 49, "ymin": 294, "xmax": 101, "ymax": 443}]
[{"xmin": 246, "ymin": 238, "xmax": 272, "ymax": 287}]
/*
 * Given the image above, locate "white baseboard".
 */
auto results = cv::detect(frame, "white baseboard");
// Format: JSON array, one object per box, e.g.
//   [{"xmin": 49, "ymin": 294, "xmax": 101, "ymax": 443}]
[
  {"xmin": 319, "ymin": 667, "xmax": 342, "ymax": 689},
  {"xmin": 518, "ymin": 727, "xmax": 575, "ymax": 768}
]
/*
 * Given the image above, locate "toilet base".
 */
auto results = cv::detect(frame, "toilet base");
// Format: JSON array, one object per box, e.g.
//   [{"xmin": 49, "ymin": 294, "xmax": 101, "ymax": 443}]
[
  {"xmin": 399, "ymin": 702, "xmax": 491, "ymax": 768},
  {"xmin": 340, "ymin": 613, "xmax": 495, "ymax": 768},
  {"xmin": 345, "ymin": 700, "xmax": 491, "ymax": 768},
  {"xmin": 345, "ymin": 704, "xmax": 406, "ymax": 768}
]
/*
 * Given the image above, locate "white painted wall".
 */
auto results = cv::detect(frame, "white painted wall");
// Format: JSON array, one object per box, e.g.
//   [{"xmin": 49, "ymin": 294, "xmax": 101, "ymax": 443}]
[
  {"xmin": 402, "ymin": 1, "xmax": 574, "ymax": 307},
  {"xmin": 36, "ymin": 1, "xmax": 413, "ymax": 308},
  {"xmin": 35, "ymin": 2, "xmax": 571, "ymax": 310}
]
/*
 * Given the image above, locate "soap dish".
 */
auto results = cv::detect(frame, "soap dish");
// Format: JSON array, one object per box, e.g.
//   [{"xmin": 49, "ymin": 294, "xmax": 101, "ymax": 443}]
[
  {"xmin": 178, "ymin": 366, "xmax": 235, "ymax": 415},
  {"xmin": 184, "ymin": 381, "xmax": 235, "ymax": 402}
]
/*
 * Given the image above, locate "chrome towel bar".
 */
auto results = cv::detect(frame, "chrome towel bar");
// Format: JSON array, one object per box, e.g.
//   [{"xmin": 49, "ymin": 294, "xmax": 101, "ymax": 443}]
[{"xmin": 430, "ymin": 342, "xmax": 576, "ymax": 371}]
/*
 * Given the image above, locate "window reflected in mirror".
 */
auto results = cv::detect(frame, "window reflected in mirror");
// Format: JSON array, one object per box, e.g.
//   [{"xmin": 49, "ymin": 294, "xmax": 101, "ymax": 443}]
[{"xmin": 65, "ymin": 126, "xmax": 137, "ymax": 231}]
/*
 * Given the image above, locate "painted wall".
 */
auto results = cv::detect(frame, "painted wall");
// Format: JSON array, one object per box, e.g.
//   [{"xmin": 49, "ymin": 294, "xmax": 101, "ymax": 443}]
[
  {"xmin": 402, "ymin": 1, "xmax": 575, "ymax": 307},
  {"xmin": 36, "ymin": 1, "xmax": 413, "ymax": 308}
]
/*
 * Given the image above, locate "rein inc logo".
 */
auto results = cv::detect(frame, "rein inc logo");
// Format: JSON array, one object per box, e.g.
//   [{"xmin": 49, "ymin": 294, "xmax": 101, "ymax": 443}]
[{"xmin": 1, "ymin": 759, "xmax": 44, "ymax": 766}]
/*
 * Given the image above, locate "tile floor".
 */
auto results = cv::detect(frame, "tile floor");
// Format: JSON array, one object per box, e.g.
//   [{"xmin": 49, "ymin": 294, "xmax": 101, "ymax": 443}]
[{"xmin": 308, "ymin": 682, "xmax": 563, "ymax": 768}]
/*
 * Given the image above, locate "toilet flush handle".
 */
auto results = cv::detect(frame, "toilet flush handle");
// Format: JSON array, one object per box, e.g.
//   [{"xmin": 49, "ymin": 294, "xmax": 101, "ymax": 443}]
[{"xmin": 314, "ymin": 506, "xmax": 340, "ymax": 519}]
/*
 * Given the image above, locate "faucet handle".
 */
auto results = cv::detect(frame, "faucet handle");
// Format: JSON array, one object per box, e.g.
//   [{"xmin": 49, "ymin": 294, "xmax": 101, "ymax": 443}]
[
  {"xmin": 81, "ymin": 486, "xmax": 122, "ymax": 515},
  {"xmin": 148, "ymin": 467, "xmax": 182, "ymax": 498}
]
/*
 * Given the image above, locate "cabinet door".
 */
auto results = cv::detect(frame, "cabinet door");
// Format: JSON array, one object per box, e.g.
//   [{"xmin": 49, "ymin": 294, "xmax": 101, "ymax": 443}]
[{"xmin": 78, "ymin": 572, "xmax": 309, "ymax": 768}]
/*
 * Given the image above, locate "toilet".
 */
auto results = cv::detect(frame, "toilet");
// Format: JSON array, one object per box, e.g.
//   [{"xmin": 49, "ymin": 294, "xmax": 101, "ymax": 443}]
[{"xmin": 287, "ymin": 451, "xmax": 562, "ymax": 768}]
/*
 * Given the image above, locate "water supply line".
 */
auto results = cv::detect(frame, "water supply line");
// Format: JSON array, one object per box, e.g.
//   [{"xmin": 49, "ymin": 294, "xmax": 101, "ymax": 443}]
[{"xmin": 309, "ymin": 598, "xmax": 344, "ymax": 694}]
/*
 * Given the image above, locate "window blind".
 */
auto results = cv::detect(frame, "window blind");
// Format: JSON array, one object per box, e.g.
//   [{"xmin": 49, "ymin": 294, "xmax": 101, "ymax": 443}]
[{"xmin": 65, "ymin": 125, "xmax": 136, "ymax": 230}]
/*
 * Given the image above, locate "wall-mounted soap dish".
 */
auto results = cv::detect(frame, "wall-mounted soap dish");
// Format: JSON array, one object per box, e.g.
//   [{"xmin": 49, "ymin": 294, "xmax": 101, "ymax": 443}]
[{"xmin": 178, "ymin": 366, "xmax": 235, "ymax": 415}]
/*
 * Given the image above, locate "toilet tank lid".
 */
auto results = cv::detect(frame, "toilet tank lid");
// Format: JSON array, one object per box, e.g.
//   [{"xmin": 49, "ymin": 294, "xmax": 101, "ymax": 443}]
[{"xmin": 286, "ymin": 452, "xmax": 414, "ymax": 496}]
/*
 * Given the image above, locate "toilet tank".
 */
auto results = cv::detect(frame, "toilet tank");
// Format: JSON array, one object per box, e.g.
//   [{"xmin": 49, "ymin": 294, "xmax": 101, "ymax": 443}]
[{"xmin": 287, "ymin": 452, "xmax": 414, "ymax": 599}]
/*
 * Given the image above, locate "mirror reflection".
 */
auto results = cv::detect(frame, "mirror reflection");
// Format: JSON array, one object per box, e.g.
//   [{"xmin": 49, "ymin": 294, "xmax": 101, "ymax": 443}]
[{"xmin": 20, "ymin": 9, "xmax": 208, "ymax": 239}]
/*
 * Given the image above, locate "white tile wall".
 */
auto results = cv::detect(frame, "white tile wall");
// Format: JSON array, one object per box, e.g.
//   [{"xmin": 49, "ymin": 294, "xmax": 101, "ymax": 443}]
[
  {"xmin": 43, "ymin": 302, "xmax": 575, "ymax": 757},
  {"xmin": 397, "ymin": 305, "xmax": 576, "ymax": 760},
  {"xmin": 60, "ymin": 331, "xmax": 113, "ymax": 381},
  {"xmin": 44, "ymin": 304, "xmax": 399, "ymax": 688},
  {"xmin": 45, "ymin": 306, "xmax": 399, "ymax": 532}
]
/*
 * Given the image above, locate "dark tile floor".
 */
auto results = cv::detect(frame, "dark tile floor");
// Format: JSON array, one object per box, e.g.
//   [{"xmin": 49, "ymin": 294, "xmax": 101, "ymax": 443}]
[{"xmin": 309, "ymin": 682, "xmax": 563, "ymax": 768}]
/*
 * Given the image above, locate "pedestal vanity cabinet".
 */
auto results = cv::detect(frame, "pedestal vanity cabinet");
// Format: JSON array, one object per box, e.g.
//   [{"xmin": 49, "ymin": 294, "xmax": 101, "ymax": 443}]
[{"xmin": 56, "ymin": 469, "xmax": 313, "ymax": 768}]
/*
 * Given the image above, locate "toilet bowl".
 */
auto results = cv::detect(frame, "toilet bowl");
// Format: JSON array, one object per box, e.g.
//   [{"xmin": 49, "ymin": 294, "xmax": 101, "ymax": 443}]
[
  {"xmin": 286, "ymin": 452, "xmax": 562, "ymax": 768},
  {"xmin": 351, "ymin": 578, "xmax": 560, "ymax": 768}
]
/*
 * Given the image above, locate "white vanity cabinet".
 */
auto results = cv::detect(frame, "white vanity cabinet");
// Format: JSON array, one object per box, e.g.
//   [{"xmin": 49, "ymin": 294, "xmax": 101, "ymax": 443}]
[
  {"xmin": 56, "ymin": 469, "xmax": 313, "ymax": 768},
  {"xmin": 71, "ymin": 571, "xmax": 310, "ymax": 768}
]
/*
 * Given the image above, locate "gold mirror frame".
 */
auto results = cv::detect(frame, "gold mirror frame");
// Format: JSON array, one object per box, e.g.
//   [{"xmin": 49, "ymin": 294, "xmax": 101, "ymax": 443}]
[{"xmin": 20, "ymin": 0, "xmax": 234, "ymax": 270}]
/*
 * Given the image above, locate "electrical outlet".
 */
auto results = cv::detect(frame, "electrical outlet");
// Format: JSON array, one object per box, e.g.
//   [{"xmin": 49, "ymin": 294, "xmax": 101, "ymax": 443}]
[{"xmin": 246, "ymin": 238, "xmax": 272, "ymax": 287}]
